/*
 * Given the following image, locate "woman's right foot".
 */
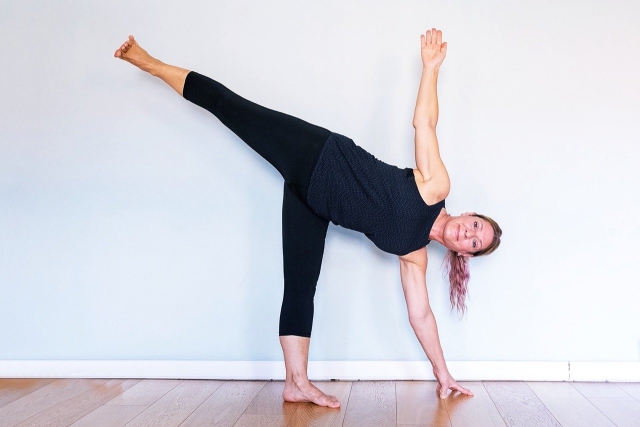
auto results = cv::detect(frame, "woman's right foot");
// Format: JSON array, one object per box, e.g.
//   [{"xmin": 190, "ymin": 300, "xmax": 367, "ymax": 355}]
[
  {"xmin": 113, "ymin": 35, "xmax": 160, "ymax": 74},
  {"xmin": 283, "ymin": 379, "xmax": 341, "ymax": 408}
]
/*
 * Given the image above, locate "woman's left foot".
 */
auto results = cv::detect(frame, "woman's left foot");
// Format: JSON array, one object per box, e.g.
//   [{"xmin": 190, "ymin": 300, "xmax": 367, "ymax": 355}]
[{"xmin": 113, "ymin": 35, "xmax": 160, "ymax": 74}]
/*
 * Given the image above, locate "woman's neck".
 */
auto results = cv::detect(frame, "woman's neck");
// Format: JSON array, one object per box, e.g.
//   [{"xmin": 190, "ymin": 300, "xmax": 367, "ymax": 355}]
[{"xmin": 429, "ymin": 207, "xmax": 449, "ymax": 245}]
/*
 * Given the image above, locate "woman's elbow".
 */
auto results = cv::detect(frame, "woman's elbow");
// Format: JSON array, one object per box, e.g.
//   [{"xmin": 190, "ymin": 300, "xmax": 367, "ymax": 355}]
[
  {"xmin": 408, "ymin": 310, "xmax": 433, "ymax": 328},
  {"xmin": 413, "ymin": 120, "xmax": 437, "ymax": 130}
]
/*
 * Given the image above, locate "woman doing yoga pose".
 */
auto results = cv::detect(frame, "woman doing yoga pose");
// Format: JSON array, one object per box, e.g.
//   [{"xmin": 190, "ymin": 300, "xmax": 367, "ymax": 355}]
[{"xmin": 114, "ymin": 28, "xmax": 502, "ymax": 408}]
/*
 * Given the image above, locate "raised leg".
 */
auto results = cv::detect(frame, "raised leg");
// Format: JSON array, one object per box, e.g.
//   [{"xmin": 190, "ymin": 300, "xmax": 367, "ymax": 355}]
[
  {"xmin": 114, "ymin": 35, "xmax": 331, "ymax": 200},
  {"xmin": 180, "ymin": 72, "xmax": 330, "ymax": 200}
]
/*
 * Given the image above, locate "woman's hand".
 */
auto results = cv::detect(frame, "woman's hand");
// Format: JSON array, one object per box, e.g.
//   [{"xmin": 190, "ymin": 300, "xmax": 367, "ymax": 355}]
[
  {"xmin": 433, "ymin": 367, "xmax": 473, "ymax": 399},
  {"xmin": 420, "ymin": 28, "xmax": 447, "ymax": 69}
]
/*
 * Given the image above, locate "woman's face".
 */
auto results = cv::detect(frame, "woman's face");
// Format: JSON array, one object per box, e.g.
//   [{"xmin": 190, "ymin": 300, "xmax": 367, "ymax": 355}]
[{"xmin": 443, "ymin": 213, "xmax": 495, "ymax": 256}]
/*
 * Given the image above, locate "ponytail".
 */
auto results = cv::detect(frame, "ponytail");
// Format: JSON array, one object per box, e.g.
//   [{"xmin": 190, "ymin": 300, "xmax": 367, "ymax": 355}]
[{"xmin": 443, "ymin": 249, "xmax": 470, "ymax": 316}]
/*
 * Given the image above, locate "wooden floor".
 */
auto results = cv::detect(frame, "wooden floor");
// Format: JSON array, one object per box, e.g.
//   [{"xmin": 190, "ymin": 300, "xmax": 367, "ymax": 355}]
[{"xmin": 0, "ymin": 379, "xmax": 639, "ymax": 426}]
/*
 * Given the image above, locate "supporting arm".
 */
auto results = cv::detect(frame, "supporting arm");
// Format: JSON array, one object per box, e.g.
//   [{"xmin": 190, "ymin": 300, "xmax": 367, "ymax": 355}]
[{"xmin": 398, "ymin": 247, "xmax": 473, "ymax": 398}]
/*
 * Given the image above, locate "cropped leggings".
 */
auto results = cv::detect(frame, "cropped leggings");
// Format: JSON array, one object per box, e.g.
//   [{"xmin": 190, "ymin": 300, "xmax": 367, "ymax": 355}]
[{"xmin": 183, "ymin": 71, "xmax": 330, "ymax": 338}]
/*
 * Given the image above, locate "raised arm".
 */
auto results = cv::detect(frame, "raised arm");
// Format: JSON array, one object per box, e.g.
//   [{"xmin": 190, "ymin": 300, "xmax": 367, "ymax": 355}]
[
  {"xmin": 412, "ymin": 29, "xmax": 450, "ymax": 202},
  {"xmin": 398, "ymin": 248, "xmax": 473, "ymax": 398}
]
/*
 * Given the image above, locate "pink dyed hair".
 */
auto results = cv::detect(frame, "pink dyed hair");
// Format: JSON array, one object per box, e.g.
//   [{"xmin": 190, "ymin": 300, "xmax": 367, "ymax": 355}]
[
  {"xmin": 443, "ymin": 214, "xmax": 502, "ymax": 315},
  {"xmin": 443, "ymin": 250, "xmax": 470, "ymax": 315}
]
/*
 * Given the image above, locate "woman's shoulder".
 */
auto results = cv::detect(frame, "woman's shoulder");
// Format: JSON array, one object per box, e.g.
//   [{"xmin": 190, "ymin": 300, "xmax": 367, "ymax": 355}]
[{"xmin": 413, "ymin": 168, "xmax": 449, "ymax": 206}]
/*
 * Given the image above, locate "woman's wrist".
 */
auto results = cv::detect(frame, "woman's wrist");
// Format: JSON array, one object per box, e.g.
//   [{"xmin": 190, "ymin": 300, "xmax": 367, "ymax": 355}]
[
  {"xmin": 432, "ymin": 364, "xmax": 450, "ymax": 377},
  {"xmin": 422, "ymin": 65, "xmax": 440, "ymax": 74}
]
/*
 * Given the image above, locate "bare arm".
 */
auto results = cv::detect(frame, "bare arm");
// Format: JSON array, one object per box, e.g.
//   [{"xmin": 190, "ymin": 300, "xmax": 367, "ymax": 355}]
[
  {"xmin": 412, "ymin": 29, "xmax": 450, "ymax": 201},
  {"xmin": 399, "ymin": 247, "xmax": 473, "ymax": 398}
]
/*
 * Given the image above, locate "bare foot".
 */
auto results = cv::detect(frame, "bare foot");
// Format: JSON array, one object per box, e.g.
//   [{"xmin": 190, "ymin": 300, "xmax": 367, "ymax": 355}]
[
  {"xmin": 113, "ymin": 35, "xmax": 160, "ymax": 73},
  {"xmin": 283, "ymin": 380, "xmax": 341, "ymax": 408}
]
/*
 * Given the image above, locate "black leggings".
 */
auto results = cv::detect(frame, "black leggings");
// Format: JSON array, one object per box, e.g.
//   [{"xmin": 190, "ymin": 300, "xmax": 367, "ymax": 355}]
[{"xmin": 183, "ymin": 71, "xmax": 330, "ymax": 337}]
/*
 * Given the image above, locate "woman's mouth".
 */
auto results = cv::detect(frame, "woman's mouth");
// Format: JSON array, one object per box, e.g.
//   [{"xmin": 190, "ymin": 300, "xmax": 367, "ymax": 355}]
[{"xmin": 456, "ymin": 225, "xmax": 460, "ymax": 241}]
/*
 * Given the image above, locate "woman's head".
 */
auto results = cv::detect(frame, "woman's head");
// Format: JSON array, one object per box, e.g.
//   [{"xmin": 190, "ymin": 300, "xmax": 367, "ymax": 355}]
[
  {"xmin": 442, "ymin": 213, "xmax": 502, "ymax": 315},
  {"xmin": 441, "ymin": 212, "xmax": 501, "ymax": 257}
]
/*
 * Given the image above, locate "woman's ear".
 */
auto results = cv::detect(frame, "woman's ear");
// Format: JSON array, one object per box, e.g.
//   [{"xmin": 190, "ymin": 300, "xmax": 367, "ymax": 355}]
[{"xmin": 457, "ymin": 252, "xmax": 472, "ymax": 258}]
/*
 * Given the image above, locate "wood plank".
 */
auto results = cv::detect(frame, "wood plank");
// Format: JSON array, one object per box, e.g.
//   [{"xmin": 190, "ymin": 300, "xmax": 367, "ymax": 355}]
[
  {"xmin": 587, "ymin": 397, "xmax": 640, "ymax": 427},
  {"xmin": 125, "ymin": 380, "xmax": 223, "ymax": 427},
  {"xmin": 243, "ymin": 381, "xmax": 299, "ymax": 417},
  {"xmin": 14, "ymin": 379, "xmax": 140, "ymax": 427},
  {"xmin": 105, "ymin": 379, "xmax": 181, "ymax": 406},
  {"xmin": 483, "ymin": 382, "xmax": 561, "ymax": 427},
  {"xmin": 571, "ymin": 381, "xmax": 631, "ymax": 398},
  {"xmin": 284, "ymin": 381, "xmax": 352, "ymax": 427},
  {"xmin": 235, "ymin": 381, "xmax": 299, "ymax": 427},
  {"xmin": 396, "ymin": 381, "xmax": 450, "ymax": 427},
  {"xmin": 528, "ymin": 381, "xmax": 616, "ymax": 427},
  {"xmin": 445, "ymin": 382, "xmax": 506, "ymax": 427},
  {"xmin": 0, "ymin": 379, "xmax": 56, "ymax": 409},
  {"xmin": 69, "ymin": 405, "xmax": 147, "ymax": 427},
  {"xmin": 342, "ymin": 381, "xmax": 396, "ymax": 427},
  {"xmin": 617, "ymin": 382, "xmax": 640, "ymax": 401},
  {"xmin": 233, "ymin": 414, "xmax": 288, "ymax": 427},
  {"xmin": 180, "ymin": 381, "xmax": 266, "ymax": 427},
  {"xmin": 0, "ymin": 379, "xmax": 107, "ymax": 426}
]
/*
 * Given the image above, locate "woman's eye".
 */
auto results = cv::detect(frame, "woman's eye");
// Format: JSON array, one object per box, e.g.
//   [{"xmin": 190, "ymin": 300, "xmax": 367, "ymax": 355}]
[
  {"xmin": 474, "ymin": 221, "xmax": 478, "ymax": 229},
  {"xmin": 472, "ymin": 240, "xmax": 477, "ymax": 248}
]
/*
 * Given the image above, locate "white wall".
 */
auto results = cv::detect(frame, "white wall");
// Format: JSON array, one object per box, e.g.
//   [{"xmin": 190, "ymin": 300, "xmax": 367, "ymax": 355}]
[{"xmin": 1, "ymin": 0, "xmax": 639, "ymax": 364}]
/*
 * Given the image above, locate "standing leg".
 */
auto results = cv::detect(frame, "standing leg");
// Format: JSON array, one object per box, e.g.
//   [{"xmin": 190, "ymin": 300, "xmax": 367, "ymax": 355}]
[{"xmin": 280, "ymin": 183, "xmax": 339, "ymax": 408}]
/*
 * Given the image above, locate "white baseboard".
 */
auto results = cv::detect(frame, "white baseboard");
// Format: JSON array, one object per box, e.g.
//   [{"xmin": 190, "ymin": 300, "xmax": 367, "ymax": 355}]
[
  {"xmin": 569, "ymin": 362, "xmax": 640, "ymax": 382},
  {"xmin": 0, "ymin": 361, "xmax": 638, "ymax": 382}
]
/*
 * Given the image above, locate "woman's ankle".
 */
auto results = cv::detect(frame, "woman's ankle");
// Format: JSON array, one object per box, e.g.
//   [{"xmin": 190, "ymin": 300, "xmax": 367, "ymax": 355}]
[
  {"xmin": 286, "ymin": 371, "xmax": 309, "ymax": 386},
  {"xmin": 145, "ymin": 59, "xmax": 165, "ymax": 76}
]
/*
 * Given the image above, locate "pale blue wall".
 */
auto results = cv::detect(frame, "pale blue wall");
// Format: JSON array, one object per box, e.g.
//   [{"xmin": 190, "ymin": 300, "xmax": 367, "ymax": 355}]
[{"xmin": 1, "ymin": 0, "xmax": 639, "ymax": 362}]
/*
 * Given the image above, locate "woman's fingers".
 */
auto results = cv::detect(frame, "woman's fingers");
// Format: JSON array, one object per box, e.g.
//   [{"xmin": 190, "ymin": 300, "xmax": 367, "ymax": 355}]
[
  {"xmin": 440, "ymin": 387, "xmax": 448, "ymax": 399},
  {"xmin": 435, "ymin": 383, "xmax": 445, "ymax": 399},
  {"xmin": 452, "ymin": 382, "xmax": 474, "ymax": 396},
  {"xmin": 437, "ymin": 381, "xmax": 474, "ymax": 399},
  {"xmin": 424, "ymin": 28, "xmax": 443, "ymax": 46}
]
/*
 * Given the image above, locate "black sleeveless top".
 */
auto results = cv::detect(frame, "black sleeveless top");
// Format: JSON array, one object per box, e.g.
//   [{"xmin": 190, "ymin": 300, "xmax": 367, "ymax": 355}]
[{"xmin": 306, "ymin": 133, "xmax": 445, "ymax": 256}]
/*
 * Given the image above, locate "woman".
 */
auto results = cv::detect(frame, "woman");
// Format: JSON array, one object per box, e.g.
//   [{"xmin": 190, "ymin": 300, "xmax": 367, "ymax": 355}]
[{"xmin": 114, "ymin": 28, "xmax": 501, "ymax": 408}]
